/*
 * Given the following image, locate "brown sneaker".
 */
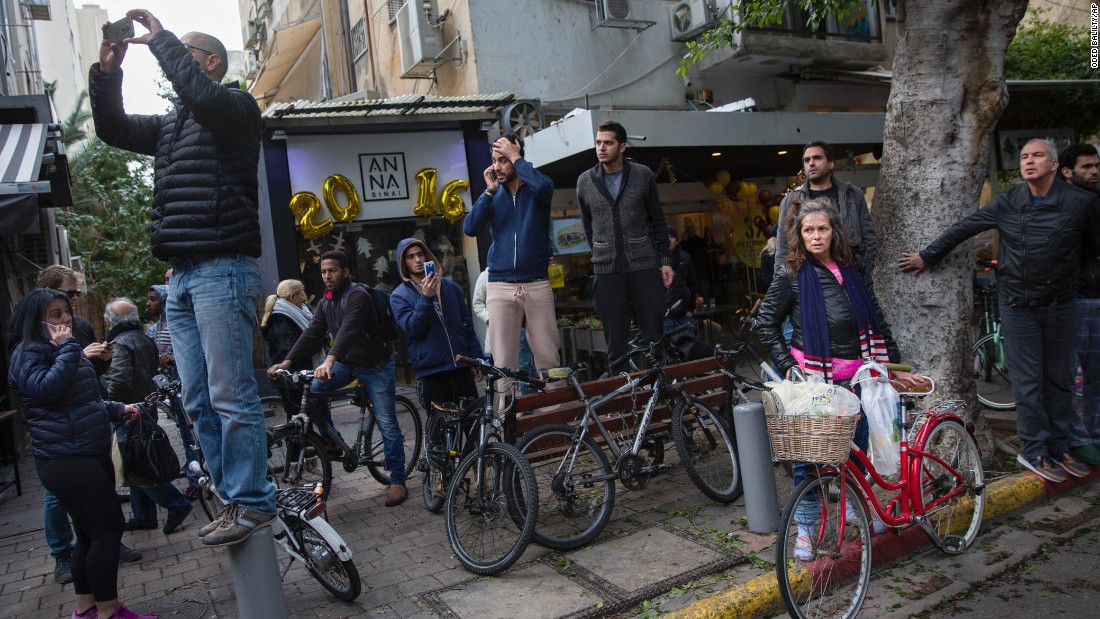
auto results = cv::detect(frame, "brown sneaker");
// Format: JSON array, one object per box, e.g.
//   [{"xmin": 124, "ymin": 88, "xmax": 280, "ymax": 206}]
[
  {"xmin": 201, "ymin": 505, "xmax": 276, "ymax": 547},
  {"xmin": 198, "ymin": 503, "xmax": 237, "ymax": 538},
  {"xmin": 1053, "ymin": 452, "xmax": 1090, "ymax": 478},
  {"xmin": 384, "ymin": 484, "xmax": 408, "ymax": 507},
  {"xmin": 1016, "ymin": 453, "xmax": 1068, "ymax": 483}
]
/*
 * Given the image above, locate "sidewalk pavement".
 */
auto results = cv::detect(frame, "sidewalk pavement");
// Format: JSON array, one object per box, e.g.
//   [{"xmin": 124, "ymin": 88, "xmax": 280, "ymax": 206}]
[{"xmin": 0, "ymin": 402, "xmax": 1093, "ymax": 619}]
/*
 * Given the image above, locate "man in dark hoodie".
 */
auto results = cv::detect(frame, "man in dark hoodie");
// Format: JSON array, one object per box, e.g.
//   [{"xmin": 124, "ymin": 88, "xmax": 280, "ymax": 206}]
[
  {"xmin": 269, "ymin": 250, "xmax": 407, "ymax": 507},
  {"xmin": 391, "ymin": 238, "xmax": 482, "ymax": 413}
]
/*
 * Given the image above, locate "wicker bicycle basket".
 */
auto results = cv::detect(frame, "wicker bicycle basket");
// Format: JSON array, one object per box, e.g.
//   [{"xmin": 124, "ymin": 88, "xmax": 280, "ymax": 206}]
[{"xmin": 762, "ymin": 390, "xmax": 860, "ymax": 466}]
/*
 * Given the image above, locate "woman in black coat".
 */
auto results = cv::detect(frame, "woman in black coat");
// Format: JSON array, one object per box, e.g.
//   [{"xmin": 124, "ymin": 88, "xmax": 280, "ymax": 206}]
[{"xmin": 7, "ymin": 288, "xmax": 149, "ymax": 619}]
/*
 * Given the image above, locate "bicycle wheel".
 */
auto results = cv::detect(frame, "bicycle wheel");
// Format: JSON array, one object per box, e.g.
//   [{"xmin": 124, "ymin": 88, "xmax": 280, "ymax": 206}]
[
  {"xmin": 421, "ymin": 411, "xmax": 452, "ymax": 513},
  {"xmin": 282, "ymin": 514, "xmax": 362, "ymax": 601},
  {"xmin": 267, "ymin": 427, "xmax": 333, "ymax": 501},
  {"xmin": 363, "ymin": 395, "xmax": 423, "ymax": 486},
  {"xmin": 672, "ymin": 399, "xmax": 743, "ymax": 503},
  {"xmin": 444, "ymin": 442, "xmax": 538, "ymax": 575},
  {"xmin": 197, "ymin": 481, "xmax": 226, "ymax": 522},
  {"xmin": 972, "ymin": 333, "xmax": 1015, "ymax": 410},
  {"xmin": 776, "ymin": 473, "xmax": 872, "ymax": 619},
  {"xmin": 260, "ymin": 395, "xmax": 291, "ymax": 432},
  {"xmin": 914, "ymin": 418, "xmax": 985, "ymax": 553}
]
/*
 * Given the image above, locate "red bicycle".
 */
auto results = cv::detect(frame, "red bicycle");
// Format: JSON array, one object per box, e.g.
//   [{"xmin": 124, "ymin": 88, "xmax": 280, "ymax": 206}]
[{"xmin": 772, "ymin": 373, "xmax": 986, "ymax": 619}]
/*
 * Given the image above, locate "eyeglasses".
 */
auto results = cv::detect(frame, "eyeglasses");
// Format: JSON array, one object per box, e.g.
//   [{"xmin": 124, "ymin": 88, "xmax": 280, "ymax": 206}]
[
  {"xmin": 61, "ymin": 289, "xmax": 82, "ymax": 299},
  {"xmin": 183, "ymin": 43, "xmax": 214, "ymax": 56}
]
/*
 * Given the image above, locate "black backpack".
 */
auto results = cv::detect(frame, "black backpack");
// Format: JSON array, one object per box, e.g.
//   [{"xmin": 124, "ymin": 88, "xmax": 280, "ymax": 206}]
[{"xmin": 340, "ymin": 282, "xmax": 401, "ymax": 343}]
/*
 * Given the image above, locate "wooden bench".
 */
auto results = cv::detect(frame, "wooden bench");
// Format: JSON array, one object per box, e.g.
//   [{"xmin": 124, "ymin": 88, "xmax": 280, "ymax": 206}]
[{"xmin": 512, "ymin": 357, "xmax": 729, "ymax": 440}]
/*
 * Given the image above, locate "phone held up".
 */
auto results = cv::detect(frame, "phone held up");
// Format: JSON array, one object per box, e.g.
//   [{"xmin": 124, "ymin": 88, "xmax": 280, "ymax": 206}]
[
  {"xmin": 107, "ymin": 16, "xmax": 134, "ymax": 44},
  {"xmin": 424, "ymin": 261, "xmax": 436, "ymax": 278}
]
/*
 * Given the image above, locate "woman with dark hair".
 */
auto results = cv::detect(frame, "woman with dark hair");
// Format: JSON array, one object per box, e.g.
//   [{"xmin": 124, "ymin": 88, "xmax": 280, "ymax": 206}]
[
  {"xmin": 756, "ymin": 198, "xmax": 926, "ymax": 555},
  {"xmin": 7, "ymin": 289, "xmax": 152, "ymax": 619}
]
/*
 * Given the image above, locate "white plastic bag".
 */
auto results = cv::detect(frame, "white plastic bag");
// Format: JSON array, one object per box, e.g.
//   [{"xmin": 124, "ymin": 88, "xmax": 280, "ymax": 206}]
[
  {"xmin": 852, "ymin": 360, "xmax": 900, "ymax": 476},
  {"xmin": 765, "ymin": 374, "xmax": 861, "ymax": 418}
]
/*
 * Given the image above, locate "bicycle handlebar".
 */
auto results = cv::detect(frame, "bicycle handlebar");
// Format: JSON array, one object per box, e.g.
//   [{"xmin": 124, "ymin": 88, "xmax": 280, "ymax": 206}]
[
  {"xmin": 454, "ymin": 355, "xmax": 547, "ymax": 390},
  {"xmin": 270, "ymin": 368, "xmax": 314, "ymax": 385}
]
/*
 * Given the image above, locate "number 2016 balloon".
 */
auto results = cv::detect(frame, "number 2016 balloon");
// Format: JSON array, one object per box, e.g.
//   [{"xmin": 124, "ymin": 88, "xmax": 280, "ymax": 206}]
[{"xmin": 288, "ymin": 191, "xmax": 334, "ymax": 240}]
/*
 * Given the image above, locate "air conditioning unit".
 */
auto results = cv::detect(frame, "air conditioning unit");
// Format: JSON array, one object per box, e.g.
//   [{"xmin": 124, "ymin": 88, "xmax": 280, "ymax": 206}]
[
  {"xmin": 396, "ymin": 1, "xmax": 446, "ymax": 79},
  {"xmin": 596, "ymin": 0, "xmax": 634, "ymax": 28},
  {"xmin": 669, "ymin": 0, "xmax": 714, "ymax": 42}
]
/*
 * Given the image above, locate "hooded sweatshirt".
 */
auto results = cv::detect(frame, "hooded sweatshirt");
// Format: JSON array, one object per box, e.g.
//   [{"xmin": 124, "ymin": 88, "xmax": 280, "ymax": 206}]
[{"xmin": 391, "ymin": 238, "xmax": 482, "ymax": 378}]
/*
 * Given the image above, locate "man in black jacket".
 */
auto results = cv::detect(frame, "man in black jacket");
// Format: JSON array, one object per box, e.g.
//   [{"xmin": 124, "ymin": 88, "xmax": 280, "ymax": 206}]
[
  {"xmin": 665, "ymin": 226, "xmax": 696, "ymax": 332},
  {"xmin": 899, "ymin": 138, "xmax": 1100, "ymax": 482},
  {"xmin": 89, "ymin": 9, "xmax": 275, "ymax": 546},
  {"xmin": 102, "ymin": 299, "xmax": 192, "ymax": 535},
  {"xmin": 269, "ymin": 251, "xmax": 407, "ymax": 507}
]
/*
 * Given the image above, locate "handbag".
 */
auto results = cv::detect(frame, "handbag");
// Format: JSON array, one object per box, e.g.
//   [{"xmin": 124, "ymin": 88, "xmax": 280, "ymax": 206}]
[{"xmin": 121, "ymin": 402, "xmax": 181, "ymax": 486}]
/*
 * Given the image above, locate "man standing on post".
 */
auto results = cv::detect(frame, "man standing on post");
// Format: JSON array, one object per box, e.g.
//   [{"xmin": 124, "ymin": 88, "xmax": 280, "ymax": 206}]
[
  {"xmin": 1058, "ymin": 144, "xmax": 1100, "ymax": 464},
  {"xmin": 90, "ymin": 10, "xmax": 277, "ymax": 545},
  {"xmin": 899, "ymin": 138, "xmax": 1100, "ymax": 482},
  {"xmin": 391, "ymin": 238, "xmax": 481, "ymax": 425},
  {"xmin": 268, "ymin": 251, "xmax": 407, "ymax": 506},
  {"xmin": 577, "ymin": 120, "xmax": 673, "ymax": 368},
  {"xmin": 464, "ymin": 134, "xmax": 560, "ymax": 378},
  {"xmin": 776, "ymin": 141, "xmax": 877, "ymax": 280}
]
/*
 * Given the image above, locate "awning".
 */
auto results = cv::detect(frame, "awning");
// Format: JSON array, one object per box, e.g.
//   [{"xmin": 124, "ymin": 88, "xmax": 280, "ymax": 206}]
[
  {"xmin": 0, "ymin": 194, "xmax": 39, "ymax": 234},
  {"xmin": 248, "ymin": 17, "xmax": 322, "ymax": 100},
  {"xmin": 0, "ymin": 123, "xmax": 47, "ymax": 187}
]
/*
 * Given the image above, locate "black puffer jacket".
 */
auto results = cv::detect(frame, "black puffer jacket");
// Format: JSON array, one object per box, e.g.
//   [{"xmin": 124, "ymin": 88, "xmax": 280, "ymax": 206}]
[
  {"xmin": 756, "ymin": 261, "xmax": 900, "ymax": 376},
  {"xmin": 921, "ymin": 181, "xmax": 1100, "ymax": 307},
  {"xmin": 89, "ymin": 31, "xmax": 261, "ymax": 261},
  {"xmin": 8, "ymin": 338, "xmax": 124, "ymax": 460}
]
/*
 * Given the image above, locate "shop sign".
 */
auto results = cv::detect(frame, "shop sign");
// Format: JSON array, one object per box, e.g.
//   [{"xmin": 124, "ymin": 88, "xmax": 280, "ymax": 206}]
[{"xmin": 359, "ymin": 153, "xmax": 409, "ymax": 201}]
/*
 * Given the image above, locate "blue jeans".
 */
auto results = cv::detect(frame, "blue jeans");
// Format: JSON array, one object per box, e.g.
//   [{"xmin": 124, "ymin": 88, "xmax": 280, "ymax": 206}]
[
  {"xmin": 43, "ymin": 489, "xmax": 74, "ymax": 558},
  {"xmin": 168, "ymin": 396, "xmax": 200, "ymax": 488},
  {"xmin": 518, "ymin": 329, "xmax": 536, "ymax": 395},
  {"xmin": 308, "ymin": 360, "xmax": 405, "ymax": 485},
  {"xmin": 167, "ymin": 255, "xmax": 277, "ymax": 515}
]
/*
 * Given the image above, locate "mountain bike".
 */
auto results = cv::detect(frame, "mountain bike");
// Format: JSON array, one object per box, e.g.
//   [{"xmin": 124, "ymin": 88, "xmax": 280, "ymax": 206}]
[
  {"xmin": 972, "ymin": 260, "xmax": 1014, "ymax": 410},
  {"xmin": 439, "ymin": 355, "xmax": 540, "ymax": 576},
  {"xmin": 773, "ymin": 371, "xmax": 985, "ymax": 619},
  {"xmin": 143, "ymin": 379, "xmax": 361, "ymax": 601},
  {"xmin": 517, "ymin": 323, "xmax": 740, "ymax": 551},
  {"xmin": 267, "ymin": 369, "xmax": 422, "ymax": 498}
]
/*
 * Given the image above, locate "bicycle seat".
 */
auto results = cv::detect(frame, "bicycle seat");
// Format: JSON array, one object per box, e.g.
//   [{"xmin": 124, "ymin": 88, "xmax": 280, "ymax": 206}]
[
  {"xmin": 546, "ymin": 363, "xmax": 587, "ymax": 380},
  {"xmin": 893, "ymin": 377, "xmax": 935, "ymax": 396}
]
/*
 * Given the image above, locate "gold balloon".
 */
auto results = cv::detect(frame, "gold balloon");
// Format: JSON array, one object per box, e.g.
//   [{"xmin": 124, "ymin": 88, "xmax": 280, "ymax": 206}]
[
  {"xmin": 768, "ymin": 205, "xmax": 780, "ymax": 223},
  {"xmin": 708, "ymin": 181, "xmax": 725, "ymax": 195},
  {"xmin": 288, "ymin": 192, "xmax": 334, "ymax": 240},
  {"xmin": 715, "ymin": 169, "xmax": 731, "ymax": 188},
  {"xmin": 439, "ymin": 179, "xmax": 470, "ymax": 223},
  {"xmin": 323, "ymin": 174, "xmax": 360, "ymax": 222},
  {"xmin": 413, "ymin": 168, "xmax": 438, "ymax": 217},
  {"xmin": 736, "ymin": 181, "xmax": 752, "ymax": 200}
]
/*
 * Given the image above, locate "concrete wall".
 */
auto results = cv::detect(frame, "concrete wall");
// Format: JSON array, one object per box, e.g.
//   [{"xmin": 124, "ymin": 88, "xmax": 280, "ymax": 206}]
[{"xmin": 36, "ymin": 0, "xmax": 85, "ymax": 120}]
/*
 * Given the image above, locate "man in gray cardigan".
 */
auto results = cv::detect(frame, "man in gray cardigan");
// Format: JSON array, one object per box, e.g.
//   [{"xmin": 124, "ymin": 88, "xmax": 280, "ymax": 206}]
[{"xmin": 577, "ymin": 120, "xmax": 673, "ymax": 369}]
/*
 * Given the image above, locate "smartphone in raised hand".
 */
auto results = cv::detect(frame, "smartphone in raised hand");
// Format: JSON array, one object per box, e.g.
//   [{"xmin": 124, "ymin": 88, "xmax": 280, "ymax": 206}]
[
  {"xmin": 424, "ymin": 261, "xmax": 436, "ymax": 278},
  {"xmin": 107, "ymin": 16, "xmax": 134, "ymax": 44}
]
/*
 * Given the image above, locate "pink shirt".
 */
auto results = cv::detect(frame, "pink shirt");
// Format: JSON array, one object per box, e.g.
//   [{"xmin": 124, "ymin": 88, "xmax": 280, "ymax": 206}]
[{"xmin": 791, "ymin": 262, "xmax": 862, "ymax": 380}]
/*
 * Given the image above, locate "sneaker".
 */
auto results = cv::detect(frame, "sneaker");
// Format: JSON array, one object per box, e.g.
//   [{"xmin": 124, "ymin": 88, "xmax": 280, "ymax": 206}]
[
  {"xmin": 119, "ymin": 543, "xmax": 142, "ymax": 564},
  {"xmin": 845, "ymin": 500, "xmax": 887, "ymax": 534},
  {"xmin": 104, "ymin": 603, "xmax": 156, "ymax": 619},
  {"xmin": 163, "ymin": 504, "xmax": 192, "ymax": 535},
  {"xmin": 122, "ymin": 519, "xmax": 157, "ymax": 531},
  {"xmin": 1052, "ymin": 452, "xmax": 1091, "ymax": 478},
  {"xmin": 201, "ymin": 505, "xmax": 276, "ymax": 547},
  {"xmin": 1017, "ymin": 453, "xmax": 1068, "ymax": 483},
  {"xmin": 198, "ymin": 502, "xmax": 236, "ymax": 538},
  {"xmin": 384, "ymin": 484, "xmax": 408, "ymax": 507},
  {"xmin": 182, "ymin": 486, "xmax": 200, "ymax": 502},
  {"xmin": 71, "ymin": 607, "xmax": 97, "ymax": 619},
  {"xmin": 1071, "ymin": 444, "xmax": 1100, "ymax": 465},
  {"xmin": 794, "ymin": 525, "xmax": 813, "ymax": 560},
  {"xmin": 54, "ymin": 554, "xmax": 72, "ymax": 584}
]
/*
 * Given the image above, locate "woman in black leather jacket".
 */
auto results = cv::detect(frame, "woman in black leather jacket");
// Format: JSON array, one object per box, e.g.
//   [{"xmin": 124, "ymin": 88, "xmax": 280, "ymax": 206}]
[{"xmin": 7, "ymin": 289, "xmax": 147, "ymax": 619}]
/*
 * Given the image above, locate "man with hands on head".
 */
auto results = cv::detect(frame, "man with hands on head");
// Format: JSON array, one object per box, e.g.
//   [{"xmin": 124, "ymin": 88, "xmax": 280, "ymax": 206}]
[
  {"xmin": 464, "ymin": 134, "xmax": 560, "ymax": 380},
  {"xmin": 90, "ymin": 9, "xmax": 276, "ymax": 547}
]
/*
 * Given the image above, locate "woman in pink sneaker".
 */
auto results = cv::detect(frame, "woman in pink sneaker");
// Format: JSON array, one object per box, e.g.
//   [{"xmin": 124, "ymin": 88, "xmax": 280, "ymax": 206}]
[{"xmin": 7, "ymin": 289, "xmax": 154, "ymax": 619}]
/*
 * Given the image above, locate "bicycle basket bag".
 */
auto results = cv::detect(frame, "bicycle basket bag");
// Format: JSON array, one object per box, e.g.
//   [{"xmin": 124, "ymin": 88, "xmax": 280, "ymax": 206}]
[{"xmin": 120, "ymin": 402, "xmax": 181, "ymax": 486}]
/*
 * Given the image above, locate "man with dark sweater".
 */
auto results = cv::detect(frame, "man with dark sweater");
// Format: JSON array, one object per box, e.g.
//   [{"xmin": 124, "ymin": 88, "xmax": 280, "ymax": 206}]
[
  {"xmin": 899, "ymin": 138, "xmax": 1100, "ymax": 482},
  {"xmin": 269, "ymin": 250, "xmax": 407, "ymax": 507},
  {"xmin": 577, "ymin": 120, "xmax": 674, "ymax": 368}
]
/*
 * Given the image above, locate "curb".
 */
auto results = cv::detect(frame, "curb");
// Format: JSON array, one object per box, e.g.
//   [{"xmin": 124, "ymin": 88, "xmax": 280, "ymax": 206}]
[{"xmin": 667, "ymin": 466, "xmax": 1100, "ymax": 619}]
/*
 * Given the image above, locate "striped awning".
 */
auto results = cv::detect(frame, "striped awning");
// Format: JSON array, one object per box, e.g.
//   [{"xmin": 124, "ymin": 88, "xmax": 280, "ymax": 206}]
[{"xmin": 0, "ymin": 124, "xmax": 47, "ymax": 184}]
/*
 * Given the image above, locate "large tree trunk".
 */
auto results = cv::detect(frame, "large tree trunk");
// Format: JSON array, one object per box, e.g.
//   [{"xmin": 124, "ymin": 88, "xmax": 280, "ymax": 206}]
[{"xmin": 872, "ymin": 0, "xmax": 1029, "ymax": 457}]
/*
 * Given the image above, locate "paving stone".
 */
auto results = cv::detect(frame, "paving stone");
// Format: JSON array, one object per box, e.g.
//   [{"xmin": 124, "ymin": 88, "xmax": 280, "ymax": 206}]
[
  {"xmin": 435, "ymin": 563, "xmax": 600, "ymax": 619},
  {"xmin": 569, "ymin": 526, "xmax": 723, "ymax": 593}
]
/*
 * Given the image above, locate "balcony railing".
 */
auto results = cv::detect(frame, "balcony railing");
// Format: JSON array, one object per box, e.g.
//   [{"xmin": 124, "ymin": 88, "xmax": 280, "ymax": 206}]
[{"xmin": 745, "ymin": 1, "xmax": 881, "ymax": 44}]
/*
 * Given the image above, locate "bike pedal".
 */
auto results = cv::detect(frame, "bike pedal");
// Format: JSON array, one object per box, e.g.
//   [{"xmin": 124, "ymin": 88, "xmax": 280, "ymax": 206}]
[{"xmin": 941, "ymin": 535, "xmax": 964, "ymax": 554}]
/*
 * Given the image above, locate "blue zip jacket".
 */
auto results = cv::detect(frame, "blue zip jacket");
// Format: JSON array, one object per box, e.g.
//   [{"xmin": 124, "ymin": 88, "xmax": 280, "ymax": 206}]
[
  {"xmin": 9, "ymin": 338, "xmax": 124, "ymax": 460},
  {"xmin": 391, "ymin": 238, "xmax": 483, "ymax": 377},
  {"xmin": 463, "ymin": 158, "xmax": 554, "ymax": 281}
]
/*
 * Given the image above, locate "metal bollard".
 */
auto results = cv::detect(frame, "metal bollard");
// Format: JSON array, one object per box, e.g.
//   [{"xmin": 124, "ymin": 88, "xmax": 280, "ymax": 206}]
[
  {"xmin": 227, "ymin": 526, "xmax": 289, "ymax": 618},
  {"xmin": 733, "ymin": 403, "xmax": 778, "ymax": 533}
]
